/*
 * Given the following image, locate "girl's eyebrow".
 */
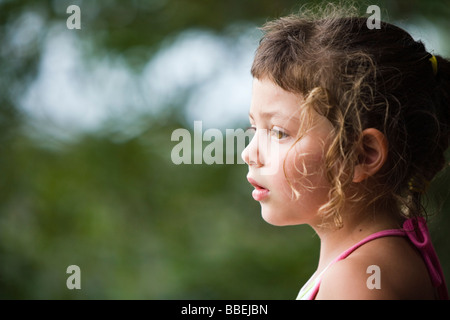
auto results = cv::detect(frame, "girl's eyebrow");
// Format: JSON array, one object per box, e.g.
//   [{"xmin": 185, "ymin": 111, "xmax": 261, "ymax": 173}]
[{"xmin": 249, "ymin": 111, "xmax": 286, "ymax": 121}]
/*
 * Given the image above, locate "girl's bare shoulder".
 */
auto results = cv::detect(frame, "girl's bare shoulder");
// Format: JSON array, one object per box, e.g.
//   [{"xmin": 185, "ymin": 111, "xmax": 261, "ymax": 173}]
[{"xmin": 315, "ymin": 236, "xmax": 435, "ymax": 300}]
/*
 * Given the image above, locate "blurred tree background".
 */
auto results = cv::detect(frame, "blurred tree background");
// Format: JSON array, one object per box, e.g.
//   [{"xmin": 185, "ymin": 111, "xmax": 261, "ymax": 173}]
[{"xmin": 0, "ymin": 0, "xmax": 449, "ymax": 299}]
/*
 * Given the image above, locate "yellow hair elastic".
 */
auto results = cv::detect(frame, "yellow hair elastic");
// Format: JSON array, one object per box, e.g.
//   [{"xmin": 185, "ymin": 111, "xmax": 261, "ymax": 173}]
[
  {"xmin": 429, "ymin": 55, "xmax": 438, "ymax": 76},
  {"xmin": 408, "ymin": 175, "xmax": 430, "ymax": 194}
]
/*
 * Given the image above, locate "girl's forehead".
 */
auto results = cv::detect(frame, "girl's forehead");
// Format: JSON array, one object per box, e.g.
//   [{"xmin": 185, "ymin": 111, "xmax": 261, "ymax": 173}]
[
  {"xmin": 250, "ymin": 78, "xmax": 303, "ymax": 120},
  {"xmin": 251, "ymin": 78, "xmax": 301, "ymax": 101}
]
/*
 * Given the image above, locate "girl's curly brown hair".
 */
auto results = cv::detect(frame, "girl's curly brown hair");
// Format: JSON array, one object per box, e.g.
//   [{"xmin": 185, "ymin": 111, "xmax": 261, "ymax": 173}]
[{"xmin": 251, "ymin": 4, "xmax": 450, "ymax": 228}]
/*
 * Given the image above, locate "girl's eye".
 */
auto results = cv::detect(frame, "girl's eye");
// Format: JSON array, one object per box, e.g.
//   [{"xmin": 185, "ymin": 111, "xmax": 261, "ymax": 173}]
[{"xmin": 270, "ymin": 127, "xmax": 288, "ymax": 140}]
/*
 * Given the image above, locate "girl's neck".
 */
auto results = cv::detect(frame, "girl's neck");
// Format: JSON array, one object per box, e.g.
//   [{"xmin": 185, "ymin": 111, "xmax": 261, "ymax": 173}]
[{"xmin": 312, "ymin": 209, "xmax": 403, "ymax": 273}]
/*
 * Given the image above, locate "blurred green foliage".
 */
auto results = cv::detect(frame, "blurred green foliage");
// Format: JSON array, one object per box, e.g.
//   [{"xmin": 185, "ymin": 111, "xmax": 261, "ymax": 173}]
[{"xmin": 0, "ymin": 0, "xmax": 449, "ymax": 299}]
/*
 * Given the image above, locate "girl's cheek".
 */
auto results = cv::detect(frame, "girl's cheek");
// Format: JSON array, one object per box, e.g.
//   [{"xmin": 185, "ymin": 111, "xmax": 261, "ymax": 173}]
[{"xmin": 283, "ymin": 144, "xmax": 328, "ymax": 190}]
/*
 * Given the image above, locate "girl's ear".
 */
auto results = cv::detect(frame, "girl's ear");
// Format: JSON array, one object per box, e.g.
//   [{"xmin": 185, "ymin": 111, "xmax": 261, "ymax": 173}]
[{"xmin": 353, "ymin": 128, "xmax": 388, "ymax": 183}]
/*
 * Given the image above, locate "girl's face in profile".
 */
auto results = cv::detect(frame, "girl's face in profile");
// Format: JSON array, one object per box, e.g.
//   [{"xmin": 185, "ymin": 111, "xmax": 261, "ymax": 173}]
[{"xmin": 242, "ymin": 78, "xmax": 334, "ymax": 227}]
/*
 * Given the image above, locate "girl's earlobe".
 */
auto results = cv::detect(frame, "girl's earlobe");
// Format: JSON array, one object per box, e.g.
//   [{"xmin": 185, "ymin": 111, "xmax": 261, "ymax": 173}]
[{"xmin": 353, "ymin": 128, "xmax": 388, "ymax": 183}]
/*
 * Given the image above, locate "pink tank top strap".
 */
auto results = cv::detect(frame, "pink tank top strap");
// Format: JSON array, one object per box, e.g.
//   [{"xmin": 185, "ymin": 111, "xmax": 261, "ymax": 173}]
[
  {"xmin": 307, "ymin": 228, "xmax": 406, "ymax": 300},
  {"xmin": 333, "ymin": 228, "xmax": 406, "ymax": 263},
  {"xmin": 307, "ymin": 217, "xmax": 448, "ymax": 300},
  {"xmin": 403, "ymin": 217, "xmax": 448, "ymax": 300}
]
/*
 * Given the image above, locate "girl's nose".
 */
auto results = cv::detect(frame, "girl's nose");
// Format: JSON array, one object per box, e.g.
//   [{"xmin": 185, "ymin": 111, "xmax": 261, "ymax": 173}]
[{"xmin": 241, "ymin": 129, "xmax": 263, "ymax": 167}]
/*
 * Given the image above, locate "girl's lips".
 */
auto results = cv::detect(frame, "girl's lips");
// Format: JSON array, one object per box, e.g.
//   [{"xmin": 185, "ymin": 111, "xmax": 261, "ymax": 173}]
[{"xmin": 247, "ymin": 177, "xmax": 270, "ymax": 201}]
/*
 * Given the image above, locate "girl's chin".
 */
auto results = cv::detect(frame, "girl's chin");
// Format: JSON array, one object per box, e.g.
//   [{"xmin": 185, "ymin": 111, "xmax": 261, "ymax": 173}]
[{"xmin": 260, "ymin": 206, "xmax": 303, "ymax": 226}]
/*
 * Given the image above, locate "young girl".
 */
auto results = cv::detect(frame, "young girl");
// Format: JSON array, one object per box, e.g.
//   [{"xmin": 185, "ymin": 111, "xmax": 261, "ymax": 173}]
[{"xmin": 242, "ymin": 6, "xmax": 449, "ymax": 299}]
